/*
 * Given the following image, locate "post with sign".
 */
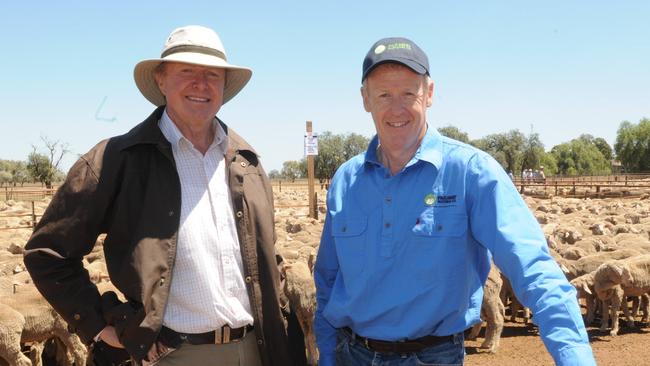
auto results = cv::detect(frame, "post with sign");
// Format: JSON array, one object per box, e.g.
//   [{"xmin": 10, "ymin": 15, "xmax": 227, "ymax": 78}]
[{"xmin": 305, "ymin": 121, "xmax": 318, "ymax": 219}]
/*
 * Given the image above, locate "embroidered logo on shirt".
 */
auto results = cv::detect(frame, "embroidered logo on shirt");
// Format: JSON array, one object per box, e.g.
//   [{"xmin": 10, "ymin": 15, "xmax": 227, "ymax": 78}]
[
  {"xmin": 424, "ymin": 193, "xmax": 437, "ymax": 206},
  {"xmin": 437, "ymin": 195, "xmax": 457, "ymax": 204}
]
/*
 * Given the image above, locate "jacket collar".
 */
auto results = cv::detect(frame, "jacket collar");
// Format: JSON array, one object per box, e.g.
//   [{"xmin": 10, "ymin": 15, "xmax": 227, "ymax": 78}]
[{"xmin": 120, "ymin": 106, "xmax": 258, "ymax": 164}]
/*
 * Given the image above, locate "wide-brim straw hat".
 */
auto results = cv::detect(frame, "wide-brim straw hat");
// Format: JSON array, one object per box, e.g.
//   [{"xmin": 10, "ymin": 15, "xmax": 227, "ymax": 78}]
[{"xmin": 134, "ymin": 25, "xmax": 252, "ymax": 106}]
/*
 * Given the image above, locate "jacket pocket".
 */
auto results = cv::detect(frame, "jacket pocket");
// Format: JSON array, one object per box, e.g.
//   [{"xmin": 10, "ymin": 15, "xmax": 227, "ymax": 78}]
[{"xmin": 331, "ymin": 215, "xmax": 368, "ymax": 277}]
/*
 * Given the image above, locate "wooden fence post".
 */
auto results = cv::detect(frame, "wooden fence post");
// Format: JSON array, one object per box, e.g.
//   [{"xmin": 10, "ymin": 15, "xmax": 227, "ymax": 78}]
[
  {"xmin": 31, "ymin": 201, "xmax": 36, "ymax": 229},
  {"xmin": 306, "ymin": 121, "xmax": 317, "ymax": 219}
]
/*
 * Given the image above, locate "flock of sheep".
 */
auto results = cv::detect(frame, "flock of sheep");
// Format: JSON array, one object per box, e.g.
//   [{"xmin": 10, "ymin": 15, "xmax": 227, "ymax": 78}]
[{"xmin": 0, "ymin": 187, "xmax": 649, "ymax": 365}]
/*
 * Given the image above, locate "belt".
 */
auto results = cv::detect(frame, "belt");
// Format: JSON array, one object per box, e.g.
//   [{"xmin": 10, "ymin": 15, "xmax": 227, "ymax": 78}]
[
  {"xmin": 343, "ymin": 327, "xmax": 454, "ymax": 354},
  {"xmin": 159, "ymin": 324, "xmax": 253, "ymax": 347}
]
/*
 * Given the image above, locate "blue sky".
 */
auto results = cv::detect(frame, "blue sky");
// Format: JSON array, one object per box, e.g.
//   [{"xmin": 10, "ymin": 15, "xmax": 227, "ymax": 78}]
[{"xmin": 1, "ymin": 1, "xmax": 648, "ymax": 173}]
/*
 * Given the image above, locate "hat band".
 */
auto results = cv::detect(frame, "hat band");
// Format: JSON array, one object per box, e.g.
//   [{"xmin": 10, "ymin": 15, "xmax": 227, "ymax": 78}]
[{"xmin": 161, "ymin": 45, "xmax": 227, "ymax": 61}]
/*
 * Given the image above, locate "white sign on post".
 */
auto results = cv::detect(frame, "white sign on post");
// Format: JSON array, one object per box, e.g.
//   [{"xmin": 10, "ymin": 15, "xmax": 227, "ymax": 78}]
[{"xmin": 304, "ymin": 132, "xmax": 319, "ymax": 156}]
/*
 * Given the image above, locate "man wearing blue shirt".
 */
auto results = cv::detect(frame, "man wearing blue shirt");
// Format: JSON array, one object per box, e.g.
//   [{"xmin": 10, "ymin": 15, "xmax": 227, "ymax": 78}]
[{"xmin": 313, "ymin": 37, "xmax": 596, "ymax": 366}]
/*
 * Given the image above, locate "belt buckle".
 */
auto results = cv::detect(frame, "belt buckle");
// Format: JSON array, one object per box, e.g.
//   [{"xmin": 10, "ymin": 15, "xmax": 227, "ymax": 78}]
[{"xmin": 215, "ymin": 325, "xmax": 231, "ymax": 344}]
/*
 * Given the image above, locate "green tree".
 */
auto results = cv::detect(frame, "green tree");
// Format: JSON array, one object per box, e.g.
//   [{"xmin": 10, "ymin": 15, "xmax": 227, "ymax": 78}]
[
  {"xmin": 551, "ymin": 138, "xmax": 611, "ymax": 176},
  {"xmin": 472, "ymin": 130, "xmax": 526, "ymax": 174},
  {"xmin": 437, "ymin": 125, "xmax": 470, "ymax": 144},
  {"xmin": 314, "ymin": 132, "xmax": 369, "ymax": 181},
  {"xmin": 267, "ymin": 169, "xmax": 280, "ymax": 179},
  {"xmin": 521, "ymin": 133, "xmax": 545, "ymax": 172},
  {"xmin": 0, "ymin": 171, "xmax": 12, "ymax": 187},
  {"xmin": 27, "ymin": 152, "xmax": 55, "ymax": 187},
  {"xmin": 343, "ymin": 133, "xmax": 370, "ymax": 160},
  {"xmin": 614, "ymin": 118, "xmax": 650, "ymax": 172},
  {"xmin": 539, "ymin": 152, "xmax": 558, "ymax": 176},
  {"xmin": 26, "ymin": 136, "xmax": 69, "ymax": 188},
  {"xmin": 280, "ymin": 160, "xmax": 304, "ymax": 182},
  {"xmin": 593, "ymin": 137, "xmax": 613, "ymax": 161}
]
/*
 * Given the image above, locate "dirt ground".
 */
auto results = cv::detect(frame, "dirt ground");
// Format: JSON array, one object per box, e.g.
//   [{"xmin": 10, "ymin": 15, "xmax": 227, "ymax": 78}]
[{"xmin": 465, "ymin": 319, "xmax": 650, "ymax": 365}]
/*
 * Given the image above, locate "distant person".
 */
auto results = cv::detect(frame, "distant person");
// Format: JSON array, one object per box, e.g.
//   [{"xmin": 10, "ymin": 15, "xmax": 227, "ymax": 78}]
[
  {"xmin": 24, "ymin": 25, "xmax": 306, "ymax": 366},
  {"xmin": 539, "ymin": 165, "xmax": 546, "ymax": 182},
  {"xmin": 313, "ymin": 36, "xmax": 596, "ymax": 365},
  {"xmin": 508, "ymin": 170, "xmax": 515, "ymax": 181}
]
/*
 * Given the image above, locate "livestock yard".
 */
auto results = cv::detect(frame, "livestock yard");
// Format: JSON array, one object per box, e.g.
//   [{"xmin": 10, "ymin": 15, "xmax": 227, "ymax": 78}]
[{"xmin": 1, "ymin": 177, "xmax": 650, "ymax": 365}]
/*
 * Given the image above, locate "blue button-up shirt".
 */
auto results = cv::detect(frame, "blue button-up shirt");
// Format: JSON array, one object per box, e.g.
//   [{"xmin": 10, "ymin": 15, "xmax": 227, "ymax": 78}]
[{"xmin": 314, "ymin": 127, "xmax": 595, "ymax": 366}]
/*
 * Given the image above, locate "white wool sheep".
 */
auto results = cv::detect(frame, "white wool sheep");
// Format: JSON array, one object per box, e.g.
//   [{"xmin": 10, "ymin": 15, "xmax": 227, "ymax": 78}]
[
  {"xmin": 467, "ymin": 265, "xmax": 504, "ymax": 353},
  {"xmin": 282, "ymin": 261, "xmax": 317, "ymax": 365},
  {"xmin": 499, "ymin": 274, "xmax": 530, "ymax": 324},
  {"xmin": 559, "ymin": 248, "xmax": 642, "ymax": 281},
  {"xmin": 593, "ymin": 254, "xmax": 650, "ymax": 298},
  {"xmin": 0, "ymin": 302, "xmax": 31, "ymax": 366},
  {"xmin": 0, "ymin": 284, "xmax": 87, "ymax": 366},
  {"xmin": 570, "ymin": 271, "xmax": 600, "ymax": 326}
]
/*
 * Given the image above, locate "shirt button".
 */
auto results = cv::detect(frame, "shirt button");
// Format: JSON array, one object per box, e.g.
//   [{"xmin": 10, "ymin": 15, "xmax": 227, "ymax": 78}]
[
  {"xmin": 240, "ymin": 162, "xmax": 247, "ymax": 167},
  {"xmin": 168, "ymin": 211, "xmax": 174, "ymax": 217},
  {"xmin": 341, "ymin": 226, "xmax": 347, "ymax": 233},
  {"xmin": 436, "ymin": 224, "xmax": 443, "ymax": 231},
  {"xmin": 384, "ymin": 222, "xmax": 391, "ymax": 228},
  {"xmin": 236, "ymin": 211, "xmax": 243, "ymax": 218},
  {"xmin": 257, "ymin": 339, "xmax": 264, "ymax": 345},
  {"xmin": 73, "ymin": 314, "xmax": 81, "ymax": 321},
  {"xmin": 139, "ymin": 344, "xmax": 145, "ymax": 350},
  {"xmin": 245, "ymin": 276, "xmax": 252, "ymax": 283},
  {"xmin": 385, "ymin": 197, "xmax": 392, "ymax": 203}
]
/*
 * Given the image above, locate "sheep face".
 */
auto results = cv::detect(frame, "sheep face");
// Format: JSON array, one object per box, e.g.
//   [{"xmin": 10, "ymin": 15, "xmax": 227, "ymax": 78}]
[{"xmin": 620, "ymin": 266, "xmax": 634, "ymax": 287}]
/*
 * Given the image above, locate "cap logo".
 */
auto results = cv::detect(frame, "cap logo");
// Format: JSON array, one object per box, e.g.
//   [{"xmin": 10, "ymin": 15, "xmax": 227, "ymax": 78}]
[
  {"xmin": 374, "ymin": 44, "xmax": 386, "ymax": 54},
  {"xmin": 387, "ymin": 42, "xmax": 412, "ymax": 51}
]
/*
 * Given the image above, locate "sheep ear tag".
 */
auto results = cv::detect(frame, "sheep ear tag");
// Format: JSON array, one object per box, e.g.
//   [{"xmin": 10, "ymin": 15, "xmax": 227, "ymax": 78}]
[{"xmin": 424, "ymin": 193, "xmax": 437, "ymax": 206}]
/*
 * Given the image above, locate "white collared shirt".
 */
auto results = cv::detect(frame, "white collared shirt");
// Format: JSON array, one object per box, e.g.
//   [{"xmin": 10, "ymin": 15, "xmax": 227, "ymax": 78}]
[{"xmin": 159, "ymin": 110, "xmax": 253, "ymax": 333}]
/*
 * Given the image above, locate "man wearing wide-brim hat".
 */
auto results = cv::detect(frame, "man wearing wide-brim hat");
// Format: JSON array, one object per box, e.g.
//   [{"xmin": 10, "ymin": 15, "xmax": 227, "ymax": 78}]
[{"xmin": 24, "ymin": 25, "xmax": 306, "ymax": 366}]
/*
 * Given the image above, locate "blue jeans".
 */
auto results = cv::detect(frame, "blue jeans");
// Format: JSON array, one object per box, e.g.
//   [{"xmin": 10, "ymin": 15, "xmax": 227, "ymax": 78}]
[{"xmin": 335, "ymin": 329, "xmax": 465, "ymax": 366}]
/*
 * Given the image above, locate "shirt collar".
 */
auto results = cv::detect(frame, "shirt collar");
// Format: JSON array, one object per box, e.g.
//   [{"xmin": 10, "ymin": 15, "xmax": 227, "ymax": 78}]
[
  {"xmin": 364, "ymin": 124, "xmax": 444, "ymax": 170},
  {"xmin": 158, "ymin": 109, "xmax": 228, "ymax": 153}
]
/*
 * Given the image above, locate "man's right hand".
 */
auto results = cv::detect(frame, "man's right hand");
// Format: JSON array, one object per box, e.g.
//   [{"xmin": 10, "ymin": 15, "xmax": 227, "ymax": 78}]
[{"xmin": 99, "ymin": 325, "xmax": 125, "ymax": 349}]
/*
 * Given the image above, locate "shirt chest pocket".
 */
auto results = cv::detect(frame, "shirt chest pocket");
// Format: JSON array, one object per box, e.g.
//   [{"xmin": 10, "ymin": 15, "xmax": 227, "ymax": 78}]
[
  {"xmin": 412, "ymin": 211, "xmax": 469, "ymax": 237},
  {"xmin": 331, "ymin": 215, "xmax": 368, "ymax": 277}
]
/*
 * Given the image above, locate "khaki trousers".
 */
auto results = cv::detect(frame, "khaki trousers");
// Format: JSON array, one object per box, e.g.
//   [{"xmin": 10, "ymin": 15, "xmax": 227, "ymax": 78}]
[{"xmin": 156, "ymin": 331, "xmax": 262, "ymax": 366}]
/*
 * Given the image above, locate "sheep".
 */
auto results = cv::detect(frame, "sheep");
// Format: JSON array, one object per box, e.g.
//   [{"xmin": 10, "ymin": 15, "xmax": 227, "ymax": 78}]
[
  {"xmin": 0, "ymin": 302, "xmax": 31, "ymax": 366},
  {"xmin": 596, "ymin": 285, "xmax": 632, "ymax": 336},
  {"xmin": 570, "ymin": 272, "xmax": 600, "ymax": 326},
  {"xmin": 559, "ymin": 248, "xmax": 642, "ymax": 281},
  {"xmin": 630, "ymin": 293, "xmax": 650, "ymax": 323},
  {"xmin": 499, "ymin": 274, "xmax": 530, "ymax": 324},
  {"xmin": 467, "ymin": 265, "xmax": 504, "ymax": 353},
  {"xmin": 282, "ymin": 261, "xmax": 317, "ymax": 365},
  {"xmin": 593, "ymin": 254, "xmax": 650, "ymax": 298},
  {"xmin": 589, "ymin": 254, "xmax": 650, "ymax": 335},
  {"xmin": 0, "ymin": 284, "xmax": 87, "ymax": 366}
]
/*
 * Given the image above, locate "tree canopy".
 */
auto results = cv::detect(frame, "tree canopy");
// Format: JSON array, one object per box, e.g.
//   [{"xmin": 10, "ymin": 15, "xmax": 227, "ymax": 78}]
[
  {"xmin": 550, "ymin": 138, "xmax": 611, "ymax": 176},
  {"xmin": 614, "ymin": 118, "xmax": 650, "ymax": 172},
  {"xmin": 437, "ymin": 125, "xmax": 470, "ymax": 144},
  {"xmin": 314, "ymin": 132, "xmax": 370, "ymax": 181}
]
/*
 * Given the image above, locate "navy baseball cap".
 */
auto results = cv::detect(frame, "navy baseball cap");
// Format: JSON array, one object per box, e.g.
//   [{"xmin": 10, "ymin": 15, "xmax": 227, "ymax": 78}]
[{"xmin": 362, "ymin": 37, "xmax": 430, "ymax": 82}]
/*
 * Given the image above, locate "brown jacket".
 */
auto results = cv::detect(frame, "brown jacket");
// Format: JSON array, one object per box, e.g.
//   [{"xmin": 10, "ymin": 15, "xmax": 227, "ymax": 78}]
[{"xmin": 24, "ymin": 107, "xmax": 306, "ymax": 365}]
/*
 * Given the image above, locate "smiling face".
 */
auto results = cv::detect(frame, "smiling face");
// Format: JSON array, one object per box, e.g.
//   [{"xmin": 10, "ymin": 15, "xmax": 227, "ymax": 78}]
[
  {"xmin": 154, "ymin": 62, "xmax": 226, "ymax": 128},
  {"xmin": 362, "ymin": 63, "xmax": 433, "ymax": 158}
]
